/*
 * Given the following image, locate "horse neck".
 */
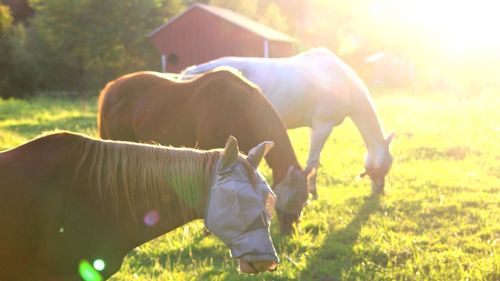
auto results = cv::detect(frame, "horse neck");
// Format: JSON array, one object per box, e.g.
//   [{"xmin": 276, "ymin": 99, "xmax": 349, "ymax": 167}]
[
  {"xmin": 267, "ymin": 141, "xmax": 301, "ymax": 186},
  {"xmin": 349, "ymin": 89, "xmax": 386, "ymax": 164},
  {"xmin": 136, "ymin": 150, "xmax": 216, "ymax": 240},
  {"xmin": 248, "ymin": 103, "xmax": 301, "ymax": 186},
  {"xmin": 78, "ymin": 142, "xmax": 216, "ymax": 246}
]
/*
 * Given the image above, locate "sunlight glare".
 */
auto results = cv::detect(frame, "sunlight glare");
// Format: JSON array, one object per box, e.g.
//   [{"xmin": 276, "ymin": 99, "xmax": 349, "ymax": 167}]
[{"xmin": 384, "ymin": 0, "xmax": 500, "ymax": 53}]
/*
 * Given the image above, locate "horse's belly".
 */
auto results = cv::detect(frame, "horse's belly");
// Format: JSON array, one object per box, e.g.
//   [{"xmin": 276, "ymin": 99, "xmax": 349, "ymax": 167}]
[
  {"xmin": 279, "ymin": 110, "xmax": 312, "ymax": 129},
  {"xmin": 264, "ymin": 91, "xmax": 313, "ymax": 129}
]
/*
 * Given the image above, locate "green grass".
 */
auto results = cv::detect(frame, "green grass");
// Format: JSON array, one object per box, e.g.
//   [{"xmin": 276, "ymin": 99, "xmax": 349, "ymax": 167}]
[{"xmin": 0, "ymin": 91, "xmax": 498, "ymax": 280}]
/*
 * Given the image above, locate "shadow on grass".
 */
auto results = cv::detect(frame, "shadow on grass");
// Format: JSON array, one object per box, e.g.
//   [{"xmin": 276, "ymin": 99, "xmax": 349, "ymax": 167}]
[
  {"xmin": 210, "ymin": 194, "xmax": 382, "ymax": 281},
  {"xmin": 299, "ymin": 194, "xmax": 381, "ymax": 281}
]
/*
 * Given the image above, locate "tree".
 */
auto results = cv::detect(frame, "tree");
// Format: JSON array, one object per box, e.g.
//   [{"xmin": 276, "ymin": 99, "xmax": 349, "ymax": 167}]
[
  {"xmin": 259, "ymin": 2, "xmax": 288, "ymax": 33},
  {"xmin": 0, "ymin": 3, "xmax": 11, "ymax": 30},
  {"xmin": 0, "ymin": 4, "xmax": 14, "ymax": 98},
  {"xmin": 0, "ymin": 4, "xmax": 35, "ymax": 98},
  {"xmin": 28, "ymin": 0, "xmax": 184, "ymax": 91},
  {"xmin": 209, "ymin": 0, "xmax": 258, "ymax": 19},
  {"xmin": 1, "ymin": 0, "xmax": 33, "ymax": 23}
]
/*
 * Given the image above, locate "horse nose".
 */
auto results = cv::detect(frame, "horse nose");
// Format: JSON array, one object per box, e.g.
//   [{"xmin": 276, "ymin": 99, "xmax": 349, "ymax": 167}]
[
  {"xmin": 280, "ymin": 223, "xmax": 293, "ymax": 235},
  {"xmin": 276, "ymin": 209, "xmax": 299, "ymax": 235},
  {"xmin": 238, "ymin": 259, "xmax": 278, "ymax": 274}
]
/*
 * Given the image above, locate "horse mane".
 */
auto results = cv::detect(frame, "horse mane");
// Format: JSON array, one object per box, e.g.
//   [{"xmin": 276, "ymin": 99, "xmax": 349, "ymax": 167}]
[{"xmin": 70, "ymin": 132, "xmax": 221, "ymax": 220}]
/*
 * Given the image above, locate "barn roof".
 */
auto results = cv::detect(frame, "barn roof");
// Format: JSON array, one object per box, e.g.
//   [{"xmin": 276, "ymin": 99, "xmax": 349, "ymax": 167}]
[{"xmin": 149, "ymin": 3, "xmax": 297, "ymax": 43}]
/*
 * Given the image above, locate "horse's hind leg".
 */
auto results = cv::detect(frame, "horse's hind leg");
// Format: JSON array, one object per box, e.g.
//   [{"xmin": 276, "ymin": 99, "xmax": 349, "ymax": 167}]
[{"xmin": 306, "ymin": 119, "xmax": 335, "ymax": 200}]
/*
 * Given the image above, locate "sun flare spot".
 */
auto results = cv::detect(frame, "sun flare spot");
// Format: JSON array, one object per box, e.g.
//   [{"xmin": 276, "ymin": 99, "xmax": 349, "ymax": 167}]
[
  {"xmin": 93, "ymin": 259, "xmax": 106, "ymax": 272},
  {"xmin": 143, "ymin": 210, "xmax": 160, "ymax": 227}
]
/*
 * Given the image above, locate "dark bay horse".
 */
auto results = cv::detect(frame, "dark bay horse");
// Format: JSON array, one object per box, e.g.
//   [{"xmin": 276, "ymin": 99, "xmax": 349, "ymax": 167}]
[
  {"xmin": 98, "ymin": 68, "xmax": 312, "ymax": 234},
  {"xmin": 0, "ymin": 132, "xmax": 278, "ymax": 280},
  {"xmin": 182, "ymin": 47, "xmax": 395, "ymax": 196}
]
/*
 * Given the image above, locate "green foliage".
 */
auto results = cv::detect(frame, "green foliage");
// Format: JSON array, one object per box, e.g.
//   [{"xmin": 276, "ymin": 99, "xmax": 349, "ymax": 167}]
[
  {"xmin": 258, "ymin": 3, "xmax": 288, "ymax": 33},
  {"xmin": 159, "ymin": 0, "xmax": 186, "ymax": 19},
  {"xmin": 209, "ymin": 0, "xmax": 258, "ymax": 18},
  {"xmin": 0, "ymin": 90, "xmax": 498, "ymax": 280},
  {"xmin": 27, "ymin": 0, "xmax": 183, "ymax": 91},
  {"xmin": 0, "ymin": 4, "xmax": 36, "ymax": 98},
  {"xmin": 0, "ymin": 3, "xmax": 12, "ymax": 31},
  {"xmin": 206, "ymin": 0, "xmax": 289, "ymax": 34}
]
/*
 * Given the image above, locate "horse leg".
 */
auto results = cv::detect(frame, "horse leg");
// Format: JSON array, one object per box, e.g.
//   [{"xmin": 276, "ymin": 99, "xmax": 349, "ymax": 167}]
[{"xmin": 306, "ymin": 120, "xmax": 335, "ymax": 200}]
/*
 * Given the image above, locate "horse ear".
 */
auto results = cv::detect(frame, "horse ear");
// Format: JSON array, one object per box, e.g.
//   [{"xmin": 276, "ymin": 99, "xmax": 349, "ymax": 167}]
[
  {"xmin": 219, "ymin": 136, "xmax": 239, "ymax": 173},
  {"xmin": 286, "ymin": 166, "xmax": 305, "ymax": 183},
  {"xmin": 385, "ymin": 132, "xmax": 395, "ymax": 146},
  {"xmin": 247, "ymin": 141, "xmax": 274, "ymax": 168}
]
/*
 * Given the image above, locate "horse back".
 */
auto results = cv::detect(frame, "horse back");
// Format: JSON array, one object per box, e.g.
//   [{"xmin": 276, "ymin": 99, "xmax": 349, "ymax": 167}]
[
  {"xmin": 99, "ymin": 72, "xmax": 192, "ymax": 143},
  {"xmin": 98, "ymin": 70, "xmax": 262, "ymax": 150},
  {"xmin": 190, "ymin": 70, "xmax": 263, "ymax": 149}
]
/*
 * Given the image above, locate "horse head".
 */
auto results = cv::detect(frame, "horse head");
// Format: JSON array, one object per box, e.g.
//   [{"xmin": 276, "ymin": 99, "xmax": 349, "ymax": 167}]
[
  {"xmin": 273, "ymin": 166, "xmax": 314, "ymax": 234},
  {"xmin": 360, "ymin": 132, "xmax": 395, "ymax": 194},
  {"xmin": 205, "ymin": 136, "xmax": 279, "ymax": 274}
]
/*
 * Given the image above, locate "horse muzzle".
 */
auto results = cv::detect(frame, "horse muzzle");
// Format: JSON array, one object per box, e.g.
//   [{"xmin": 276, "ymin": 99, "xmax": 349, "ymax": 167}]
[
  {"xmin": 275, "ymin": 208, "xmax": 300, "ymax": 235},
  {"xmin": 238, "ymin": 259, "xmax": 278, "ymax": 274},
  {"xmin": 229, "ymin": 228, "xmax": 279, "ymax": 273}
]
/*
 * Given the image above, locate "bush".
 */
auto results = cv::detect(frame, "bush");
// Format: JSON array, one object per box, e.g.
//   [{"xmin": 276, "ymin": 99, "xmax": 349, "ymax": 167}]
[
  {"xmin": 28, "ymin": 0, "xmax": 183, "ymax": 92},
  {"xmin": 0, "ymin": 4, "xmax": 36, "ymax": 99}
]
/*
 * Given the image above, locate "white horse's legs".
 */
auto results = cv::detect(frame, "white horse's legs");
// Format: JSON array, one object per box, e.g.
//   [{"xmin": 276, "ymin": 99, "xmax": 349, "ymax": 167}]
[{"xmin": 306, "ymin": 120, "xmax": 335, "ymax": 200}]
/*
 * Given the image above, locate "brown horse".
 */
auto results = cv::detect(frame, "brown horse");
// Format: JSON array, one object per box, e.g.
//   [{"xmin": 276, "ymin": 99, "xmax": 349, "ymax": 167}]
[
  {"xmin": 0, "ymin": 131, "xmax": 279, "ymax": 280},
  {"xmin": 98, "ymin": 68, "xmax": 312, "ymax": 234}
]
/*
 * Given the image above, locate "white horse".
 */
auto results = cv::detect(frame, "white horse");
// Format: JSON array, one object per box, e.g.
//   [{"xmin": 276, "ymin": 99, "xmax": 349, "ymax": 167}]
[{"xmin": 182, "ymin": 47, "xmax": 394, "ymax": 197}]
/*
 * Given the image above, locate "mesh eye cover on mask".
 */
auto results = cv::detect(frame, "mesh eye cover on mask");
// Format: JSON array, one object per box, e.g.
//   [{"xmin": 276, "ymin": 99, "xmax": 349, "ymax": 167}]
[{"xmin": 205, "ymin": 168, "xmax": 275, "ymax": 245}]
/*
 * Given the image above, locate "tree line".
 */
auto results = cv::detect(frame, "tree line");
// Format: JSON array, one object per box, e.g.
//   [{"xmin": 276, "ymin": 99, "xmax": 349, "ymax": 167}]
[
  {"xmin": 0, "ymin": 0, "xmax": 301, "ymax": 98},
  {"xmin": 2, "ymin": 0, "xmax": 495, "ymax": 99}
]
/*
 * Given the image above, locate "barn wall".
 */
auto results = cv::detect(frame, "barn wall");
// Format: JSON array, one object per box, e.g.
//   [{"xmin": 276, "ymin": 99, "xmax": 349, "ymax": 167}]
[
  {"xmin": 269, "ymin": 41, "xmax": 297, "ymax": 57},
  {"xmin": 150, "ymin": 7, "xmax": 296, "ymax": 72}
]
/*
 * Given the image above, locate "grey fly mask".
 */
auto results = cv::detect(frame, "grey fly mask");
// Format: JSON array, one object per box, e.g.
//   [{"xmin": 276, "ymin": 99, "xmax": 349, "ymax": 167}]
[{"xmin": 205, "ymin": 136, "xmax": 279, "ymax": 270}]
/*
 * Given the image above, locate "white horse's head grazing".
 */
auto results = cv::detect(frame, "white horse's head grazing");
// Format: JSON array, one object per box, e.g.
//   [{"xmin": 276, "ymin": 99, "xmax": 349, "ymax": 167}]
[{"xmin": 361, "ymin": 132, "xmax": 395, "ymax": 193}]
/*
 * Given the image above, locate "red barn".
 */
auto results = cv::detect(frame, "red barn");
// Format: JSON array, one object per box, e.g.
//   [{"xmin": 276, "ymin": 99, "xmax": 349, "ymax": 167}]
[{"xmin": 149, "ymin": 3, "xmax": 297, "ymax": 73}]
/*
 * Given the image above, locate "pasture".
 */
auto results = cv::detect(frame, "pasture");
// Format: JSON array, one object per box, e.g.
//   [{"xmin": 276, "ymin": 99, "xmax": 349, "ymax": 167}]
[{"xmin": 0, "ymin": 91, "xmax": 498, "ymax": 280}]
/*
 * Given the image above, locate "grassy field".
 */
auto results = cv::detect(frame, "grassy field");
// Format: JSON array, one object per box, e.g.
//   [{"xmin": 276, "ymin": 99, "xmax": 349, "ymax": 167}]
[{"xmin": 0, "ymin": 91, "xmax": 498, "ymax": 280}]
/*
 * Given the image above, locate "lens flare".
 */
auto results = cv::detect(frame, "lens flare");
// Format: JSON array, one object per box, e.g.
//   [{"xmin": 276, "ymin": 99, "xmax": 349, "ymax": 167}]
[
  {"xmin": 79, "ymin": 260, "xmax": 102, "ymax": 281},
  {"xmin": 143, "ymin": 210, "xmax": 160, "ymax": 227},
  {"xmin": 93, "ymin": 259, "xmax": 105, "ymax": 271}
]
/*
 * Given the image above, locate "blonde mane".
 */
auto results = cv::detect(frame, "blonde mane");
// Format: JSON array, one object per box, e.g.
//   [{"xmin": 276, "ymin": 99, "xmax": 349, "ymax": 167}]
[{"xmin": 74, "ymin": 135, "xmax": 221, "ymax": 220}]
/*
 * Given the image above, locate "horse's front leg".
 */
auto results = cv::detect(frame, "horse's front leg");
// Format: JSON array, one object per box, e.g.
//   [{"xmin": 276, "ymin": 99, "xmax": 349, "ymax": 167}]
[{"xmin": 306, "ymin": 119, "xmax": 335, "ymax": 200}]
